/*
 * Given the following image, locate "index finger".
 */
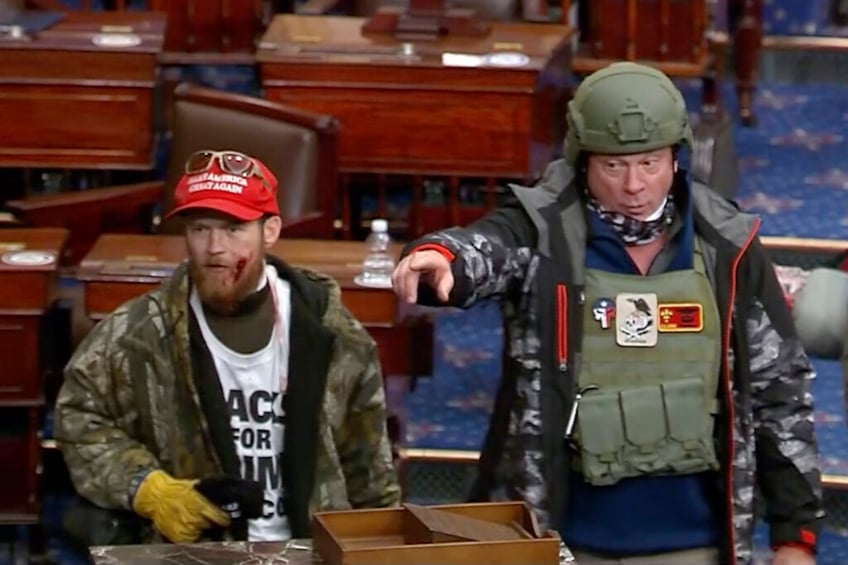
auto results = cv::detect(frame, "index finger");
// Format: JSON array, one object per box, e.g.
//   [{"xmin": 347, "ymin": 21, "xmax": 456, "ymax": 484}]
[{"xmin": 392, "ymin": 257, "xmax": 421, "ymax": 304}]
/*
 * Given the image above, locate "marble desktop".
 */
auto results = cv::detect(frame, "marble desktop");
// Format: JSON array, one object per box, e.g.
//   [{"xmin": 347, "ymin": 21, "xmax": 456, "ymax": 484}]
[{"xmin": 89, "ymin": 540, "xmax": 319, "ymax": 565}]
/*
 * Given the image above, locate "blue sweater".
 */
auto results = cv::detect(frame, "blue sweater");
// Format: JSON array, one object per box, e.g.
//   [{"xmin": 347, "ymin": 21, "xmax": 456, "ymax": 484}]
[{"xmin": 559, "ymin": 198, "xmax": 720, "ymax": 555}]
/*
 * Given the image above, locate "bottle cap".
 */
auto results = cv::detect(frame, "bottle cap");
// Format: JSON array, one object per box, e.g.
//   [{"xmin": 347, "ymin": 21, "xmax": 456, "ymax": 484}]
[{"xmin": 371, "ymin": 218, "xmax": 388, "ymax": 233}]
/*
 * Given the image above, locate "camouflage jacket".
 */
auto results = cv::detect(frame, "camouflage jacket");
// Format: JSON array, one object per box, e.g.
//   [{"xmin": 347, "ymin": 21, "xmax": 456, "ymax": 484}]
[
  {"xmin": 55, "ymin": 256, "xmax": 400, "ymax": 540},
  {"xmin": 407, "ymin": 160, "xmax": 823, "ymax": 565}
]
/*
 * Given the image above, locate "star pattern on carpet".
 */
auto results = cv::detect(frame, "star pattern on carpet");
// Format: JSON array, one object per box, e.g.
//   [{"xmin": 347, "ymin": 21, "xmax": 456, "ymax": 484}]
[
  {"xmin": 756, "ymin": 89, "xmax": 808, "ymax": 110},
  {"xmin": 770, "ymin": 128, "xmax": 844, "ymax": 151},
  {"xmin": 738, "ymin": 156, "xmax": 770, "ymax": 172},
  {"xmin": 736, "ymin": 191, "xmax": 804, "ymax": 214},
  {"xmin": 804, "ymin": 168, "xmax": 848, "ymax": 190}
]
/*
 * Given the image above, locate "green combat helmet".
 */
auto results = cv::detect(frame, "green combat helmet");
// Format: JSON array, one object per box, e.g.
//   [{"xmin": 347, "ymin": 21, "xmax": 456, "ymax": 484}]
[{"xmin": 565, "ymin": 62, "xmax": 694, "ymax": 165}]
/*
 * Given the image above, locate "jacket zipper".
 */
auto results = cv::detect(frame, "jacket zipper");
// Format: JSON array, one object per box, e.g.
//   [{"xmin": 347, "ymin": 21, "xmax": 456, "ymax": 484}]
[
  {"xmin": 556, "ymin": 284, "xmax": 568, "ymax": 371},
  {"xmin": 723, "ymin": 218, "xmax": 760, "ymax": 565}
]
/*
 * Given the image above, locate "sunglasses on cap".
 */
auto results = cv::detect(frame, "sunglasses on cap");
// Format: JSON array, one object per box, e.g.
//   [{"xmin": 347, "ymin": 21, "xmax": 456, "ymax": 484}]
[{"xmin": 184, "ymin": 150, "xmax": 272, "ymax": 190}]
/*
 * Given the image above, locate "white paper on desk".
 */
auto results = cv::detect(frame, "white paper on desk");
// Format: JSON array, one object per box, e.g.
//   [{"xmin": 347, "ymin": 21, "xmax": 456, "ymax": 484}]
[
  {"xmin": 91, "ymin": 33, "xmax": 141, "ymax": 48},
  {"xmin": 442, "ymin": 52, "xmax": 484, "ymax": 67},
  {"xmin": 484, "ymin": 51, "xmax": 530, "ymax": 67}
]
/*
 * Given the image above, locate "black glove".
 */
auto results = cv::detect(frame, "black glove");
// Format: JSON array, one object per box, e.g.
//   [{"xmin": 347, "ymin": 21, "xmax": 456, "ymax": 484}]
[{"xmin": 194, "ymin": 476, "xmax": 264, "ymax": 520}]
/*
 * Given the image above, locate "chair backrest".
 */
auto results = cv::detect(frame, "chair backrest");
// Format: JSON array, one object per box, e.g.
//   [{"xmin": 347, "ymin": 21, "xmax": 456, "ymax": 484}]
[{"xmin": 163, "ymin": 83, "xmax": 340, "ymax": 238}]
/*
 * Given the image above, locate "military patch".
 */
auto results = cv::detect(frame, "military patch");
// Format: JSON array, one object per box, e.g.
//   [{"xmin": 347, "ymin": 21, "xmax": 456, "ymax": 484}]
[
  {"xmin": 615, "ymin": 293, "xmax": 657, "ymax": 347},
  {"xmin": 591, "ymin": 297, "xmax": 616, "ymax": 329},
  {"xmin": 658, "ymin": 303, "xmax": 704, "ymax": 332}
]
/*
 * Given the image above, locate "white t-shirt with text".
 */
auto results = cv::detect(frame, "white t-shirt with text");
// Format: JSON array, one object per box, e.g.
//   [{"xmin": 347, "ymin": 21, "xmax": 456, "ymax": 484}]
[{"xmin": 190, "ymin": 264, "xmax": 292, "ymax": 541}]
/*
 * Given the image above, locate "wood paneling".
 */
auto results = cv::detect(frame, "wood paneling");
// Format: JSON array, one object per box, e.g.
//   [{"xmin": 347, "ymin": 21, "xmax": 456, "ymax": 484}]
[
  {"xmin": 0, "ymin": 229, "xmax": 68, "ymax": 523},
  {"xmin": 0, "ymin": 11, "xmax": 165, "ymax": 169}
]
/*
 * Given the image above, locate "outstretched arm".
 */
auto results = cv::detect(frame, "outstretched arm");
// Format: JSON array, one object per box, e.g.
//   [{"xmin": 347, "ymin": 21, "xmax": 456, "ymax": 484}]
[{"xmin": 398, "ymin": 198, "xmax": 538, "ymax": 307}]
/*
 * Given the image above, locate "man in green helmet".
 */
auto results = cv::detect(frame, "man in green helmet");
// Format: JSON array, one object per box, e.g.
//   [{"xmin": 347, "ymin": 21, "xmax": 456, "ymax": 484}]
[{"xmin": 392, "ymin": 62, "xmax": 823, "ymax": 565}]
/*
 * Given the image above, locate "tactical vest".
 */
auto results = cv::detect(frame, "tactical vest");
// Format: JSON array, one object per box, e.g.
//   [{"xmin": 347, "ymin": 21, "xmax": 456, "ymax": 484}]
[{"xmin": 570, "ymin": 239, "xmax": 721, "ymax": 486}]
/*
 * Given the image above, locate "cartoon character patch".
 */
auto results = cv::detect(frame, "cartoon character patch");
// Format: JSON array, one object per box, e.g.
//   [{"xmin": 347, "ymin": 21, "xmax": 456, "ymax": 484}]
[{"xmin": 615, "ymin": 293, "xmax": 658, "ymax": 347}]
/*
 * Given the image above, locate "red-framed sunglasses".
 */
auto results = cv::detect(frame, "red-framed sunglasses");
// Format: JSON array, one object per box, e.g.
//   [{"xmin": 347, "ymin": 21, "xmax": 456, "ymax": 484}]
[{"xmin": 184, "ymin": 150, "xmax": 272, "ymax": 190}]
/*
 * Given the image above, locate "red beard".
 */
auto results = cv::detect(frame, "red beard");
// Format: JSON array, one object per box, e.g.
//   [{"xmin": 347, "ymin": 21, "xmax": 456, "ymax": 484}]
[{"xmin": 190, "ymin": 254, "xmax": 264, "ymax": 315}]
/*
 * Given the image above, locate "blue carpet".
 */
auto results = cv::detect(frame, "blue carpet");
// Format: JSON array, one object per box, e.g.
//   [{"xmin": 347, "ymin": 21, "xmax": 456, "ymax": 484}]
[
  {"xmin": 405, "ymin": 301, "xmax": 502, "ymax": 451},
  {"xmin": 732, "ymin": 84, "xmax": 848, "ymax": 239}
]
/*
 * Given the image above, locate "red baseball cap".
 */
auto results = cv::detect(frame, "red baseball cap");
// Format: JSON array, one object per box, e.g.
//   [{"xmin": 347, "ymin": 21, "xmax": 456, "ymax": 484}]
[{"xmin": 166, "ymin": 153, "xmax": 280, "ymax": 221}]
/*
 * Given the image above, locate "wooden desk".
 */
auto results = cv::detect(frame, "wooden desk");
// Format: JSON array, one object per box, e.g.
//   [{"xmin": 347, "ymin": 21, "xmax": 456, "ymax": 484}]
[
  {"xmin": 42, "ymin": 1, "xmax": 263, "ymax": 58},
  {"xmin": 77, "ymin": 234, "xmax": 431, "ymax": 378},
  {"xmin": 0, "ymin": 11, "xmax": 166, "ymax": 169},
  {"xmin": 0, "ymin": 228, "xmax": 68, "ymax": 525},
  {"xmin": 256, "ymin": 15, "xmax": 573, "ymax": 236}
]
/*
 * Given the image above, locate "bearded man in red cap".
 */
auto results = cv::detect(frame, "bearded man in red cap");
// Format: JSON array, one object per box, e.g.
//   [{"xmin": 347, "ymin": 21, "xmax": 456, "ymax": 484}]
[{"xmin": 54, "ymin": 151, "xmax": 400, "ymax": 547}]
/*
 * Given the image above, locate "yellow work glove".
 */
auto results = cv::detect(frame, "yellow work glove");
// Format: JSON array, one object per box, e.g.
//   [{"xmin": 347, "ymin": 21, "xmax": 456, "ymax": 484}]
[{"xmin": 132, "ymin": 470, "xmax": 231, "ymax": 543}]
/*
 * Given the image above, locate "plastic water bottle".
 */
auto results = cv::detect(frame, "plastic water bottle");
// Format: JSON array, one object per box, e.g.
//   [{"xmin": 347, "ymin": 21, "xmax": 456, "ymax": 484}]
[{"xmin": 361, "ymin": 218, "xmax": 394, "ymax": 287}]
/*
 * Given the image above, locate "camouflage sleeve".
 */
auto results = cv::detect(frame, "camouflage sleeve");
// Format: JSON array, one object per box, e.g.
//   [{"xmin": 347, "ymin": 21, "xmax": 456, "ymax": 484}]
[
  {"xmin": 336, "ymin": 333, "xmax": 402, "ymax": 509},
  {"xmin": 54, "ymin": 312, "xmax": 160, "ymax": 511},
  {"xmin": 747, "ymin": 294, "xmax": 824, "ymax": 545},
  {"xmin": 404, "ymin": 202, "xmax": 538, "ymax": 308}
]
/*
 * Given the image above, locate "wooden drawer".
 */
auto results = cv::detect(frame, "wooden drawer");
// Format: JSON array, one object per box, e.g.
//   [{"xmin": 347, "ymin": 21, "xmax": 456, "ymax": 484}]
[
  {"xmin": 0, "ymin": 272, "xmax": 50, "ymax": 311},
  {"xmin": 0, "ymin": 84, "xmax": 155, "ymax": 169},
  {"xmin": 0, "ymin": 316, "xmax": 41, "ymax": 402}
]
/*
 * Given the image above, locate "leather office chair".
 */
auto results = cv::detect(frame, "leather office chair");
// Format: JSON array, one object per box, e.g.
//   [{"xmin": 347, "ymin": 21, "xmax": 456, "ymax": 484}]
[{"xmin": 5, "ymin": 83, "xmax": 341, "ymax": 264}]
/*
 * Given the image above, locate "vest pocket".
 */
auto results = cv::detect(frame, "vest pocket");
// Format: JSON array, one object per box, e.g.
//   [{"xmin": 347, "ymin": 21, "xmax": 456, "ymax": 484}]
[
  {"xmin": 576, "ymin": 391, "xmax": 625, "ymax": 485},
  {"xmin": 621, "ymin": 387, "xmax": 667, "ymax": 474},
  {"xmin": 575, "ymin": 380, "xmax": 719, "ymax": 486},
  {"xmin": 662, "ymin": 378, "xmax": 719, "ymax": 473}
]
